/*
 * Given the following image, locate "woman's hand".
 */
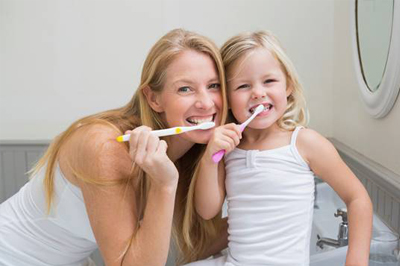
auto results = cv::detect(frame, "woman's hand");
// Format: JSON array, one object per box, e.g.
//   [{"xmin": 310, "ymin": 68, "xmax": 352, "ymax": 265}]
[
  {"xmin": 125, "ymin": 126, "xmax": 178, "ymax": 189},
  {"xmin": 203, "ymin": 123, "xmax": 242, "ymax": 164}
]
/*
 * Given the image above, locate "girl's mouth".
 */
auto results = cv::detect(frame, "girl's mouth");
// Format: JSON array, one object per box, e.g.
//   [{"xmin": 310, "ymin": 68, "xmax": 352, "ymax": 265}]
[{"xmin": 249, "ymin": 104, "xmax": 273, "ymax": 114}]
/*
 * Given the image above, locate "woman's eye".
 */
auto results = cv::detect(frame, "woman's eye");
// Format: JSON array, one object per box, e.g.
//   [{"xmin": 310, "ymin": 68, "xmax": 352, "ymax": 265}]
[
  {"xmin": 237, "ymin": 84, "xmax": 250, "ymax": 90},
  {"xmin": 209, "ymin": 83, "xmax": 220, "ymax": 89},
  {"xmin": 178, "ymin": 86, "xmax": 191, "ymax": 93}
]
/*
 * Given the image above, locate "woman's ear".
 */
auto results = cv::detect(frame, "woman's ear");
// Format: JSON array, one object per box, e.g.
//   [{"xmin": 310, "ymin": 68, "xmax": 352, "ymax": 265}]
[
  {"xmin": 286, "ymin": 85, "xmax": 293, "ymax": 97},
  {"xmin": 142, "ymin": 86, "xmax": 164, "ymax": 113}
]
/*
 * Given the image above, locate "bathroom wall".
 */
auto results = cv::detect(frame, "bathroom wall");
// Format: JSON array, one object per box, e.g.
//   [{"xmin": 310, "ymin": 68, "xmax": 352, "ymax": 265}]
[
  {"xmin": 0, "ymin": 0, "xmax": 335, "ymax": 141},
  {"xmin": 332, "ymin": 0, "xmax": 400, "ymax": 176},
  {"xmin": 0, "ymin": 1, "xmax": 335, "ymax": 265}
]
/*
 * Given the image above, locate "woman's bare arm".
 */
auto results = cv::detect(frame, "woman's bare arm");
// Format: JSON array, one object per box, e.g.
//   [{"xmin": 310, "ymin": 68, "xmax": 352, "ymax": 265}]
[{"xmin": 61, "ymin": 124, "xmax": 178, "ymax": 266}]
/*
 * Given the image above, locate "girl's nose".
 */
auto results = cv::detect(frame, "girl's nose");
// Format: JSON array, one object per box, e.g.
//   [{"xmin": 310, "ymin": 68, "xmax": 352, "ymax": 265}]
[
  {"xmin": 195, "ymin": 90, "xmax": 214, "ymax": 109},
  {"xmin": 251, "ymin": 86, "xmax": 266, "ymax": 100}
]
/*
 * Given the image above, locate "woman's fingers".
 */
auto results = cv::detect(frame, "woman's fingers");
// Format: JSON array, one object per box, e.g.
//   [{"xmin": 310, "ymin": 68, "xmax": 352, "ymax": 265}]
[{"xmin": 128, "ymin": 126, "xmax": 151, "ymax": 161}]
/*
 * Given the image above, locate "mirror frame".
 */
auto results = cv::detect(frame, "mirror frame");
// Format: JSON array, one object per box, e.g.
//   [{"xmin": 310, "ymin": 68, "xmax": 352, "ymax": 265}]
[{"xmin": 351, "ymin": 0, "xmax": 400, "ymax": 118}]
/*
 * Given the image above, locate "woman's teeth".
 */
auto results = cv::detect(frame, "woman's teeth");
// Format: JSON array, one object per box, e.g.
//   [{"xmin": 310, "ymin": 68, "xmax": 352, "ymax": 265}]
[
  {"xmin": 186, "ymin": 115, "xmax": 214, "ymax": 125},
  {"xmin": 249, "ymin": 104, "xmax": 272, "ymax": 114}
]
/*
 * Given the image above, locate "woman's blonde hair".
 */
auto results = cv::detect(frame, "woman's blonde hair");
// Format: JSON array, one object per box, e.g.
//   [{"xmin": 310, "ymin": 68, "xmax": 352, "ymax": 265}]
[
  {"xmin": 30, "ymin": 28, "xmax": 227, "ymax": 264},
  {"xmin": 221, "ymin": 30, "xmax": 308, "ymax": 130}
]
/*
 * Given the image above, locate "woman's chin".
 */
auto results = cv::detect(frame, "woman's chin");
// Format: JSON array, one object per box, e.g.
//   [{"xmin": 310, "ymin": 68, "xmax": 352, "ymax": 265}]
[{"xmin": 182, "ymin": 131, "xmax": 212, "ymax": 145}]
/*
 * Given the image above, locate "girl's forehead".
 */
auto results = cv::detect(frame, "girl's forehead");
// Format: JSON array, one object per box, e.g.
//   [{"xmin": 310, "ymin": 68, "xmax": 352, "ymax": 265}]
[{"xmin": 227, "ymin": 48, "xmax": 282, "ymax": 81}]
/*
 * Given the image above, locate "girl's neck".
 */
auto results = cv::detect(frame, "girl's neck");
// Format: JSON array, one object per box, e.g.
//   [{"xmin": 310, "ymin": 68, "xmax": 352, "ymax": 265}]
[
  {"xmin": 166, "ymin": 135, "xmax": 195, "ymax": 162},
  {"xmin": 242, "ymin": 123, "xmax": 282, "ymax": 143},
  {"xmin": 240, "ymin": 123, "xmax": 292, "ymax": 150}
]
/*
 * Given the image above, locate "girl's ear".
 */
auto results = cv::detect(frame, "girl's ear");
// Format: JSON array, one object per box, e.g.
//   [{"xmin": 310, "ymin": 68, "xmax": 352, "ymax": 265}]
[{"xmin": 142, "ymin": 86, "xmax": 164, "ymax": 113}]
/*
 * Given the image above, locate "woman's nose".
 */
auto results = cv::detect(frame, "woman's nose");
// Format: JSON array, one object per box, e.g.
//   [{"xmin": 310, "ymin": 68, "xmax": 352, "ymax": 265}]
[{"xmin": 195, "ymin": 90, "xmax": 214, "ymax": 109}]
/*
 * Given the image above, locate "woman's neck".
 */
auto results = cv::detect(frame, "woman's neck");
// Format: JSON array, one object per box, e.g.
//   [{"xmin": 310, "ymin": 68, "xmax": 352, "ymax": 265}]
[{"xmin": 166, "ymin": 136, "xmax": 195, "ymax": 162}]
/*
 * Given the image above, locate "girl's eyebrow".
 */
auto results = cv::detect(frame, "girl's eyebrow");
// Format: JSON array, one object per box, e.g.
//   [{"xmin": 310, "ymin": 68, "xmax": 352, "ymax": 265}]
[{"xmin": 228, "ymin": 71, "xmax": 280, "ymax": 83}]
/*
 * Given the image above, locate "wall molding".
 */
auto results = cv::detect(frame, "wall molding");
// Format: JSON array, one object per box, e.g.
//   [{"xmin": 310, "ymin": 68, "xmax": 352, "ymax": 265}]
[
  {"xmin": 0, "ymin": 140, "xmax": 51, "ymax": 145},
  {"xmin": 330, "ymin": 138, "xmax": 400, "ymax": 234}
]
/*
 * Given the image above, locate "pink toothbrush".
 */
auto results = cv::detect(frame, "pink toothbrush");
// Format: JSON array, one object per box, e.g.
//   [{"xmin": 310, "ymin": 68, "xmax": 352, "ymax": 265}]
[{"xmin": 211, "ymin": 104, "xmax": 264, "ymax": 163}]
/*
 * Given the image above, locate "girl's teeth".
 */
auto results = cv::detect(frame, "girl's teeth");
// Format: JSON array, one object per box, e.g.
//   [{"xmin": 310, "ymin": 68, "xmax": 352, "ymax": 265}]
[{"xmin": 249, "ymin": 104, "xmax": 272, "ymax": 113}]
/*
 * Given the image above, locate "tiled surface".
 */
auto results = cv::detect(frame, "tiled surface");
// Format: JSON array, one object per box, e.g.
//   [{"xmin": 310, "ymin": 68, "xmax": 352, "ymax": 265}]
[{"xmin": 0, "ymin": 142, "xmax": 106, "ymax": 266}]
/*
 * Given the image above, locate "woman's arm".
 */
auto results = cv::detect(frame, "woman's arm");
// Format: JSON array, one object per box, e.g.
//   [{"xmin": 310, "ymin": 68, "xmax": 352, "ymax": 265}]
[
  {"xmin": 200, "ymin": 217, "xmax": 229, "ymax": 259},
  {"xmin": 195, "ymin": 124, "xmax": 241, "ymax": 220},
  {"xmin": 61, "ymin": 125, "xmax": 178, "ymax": 266},
  {"xmin": 297, "ymin": 129, "xmax": 372, "ymax": 266}
]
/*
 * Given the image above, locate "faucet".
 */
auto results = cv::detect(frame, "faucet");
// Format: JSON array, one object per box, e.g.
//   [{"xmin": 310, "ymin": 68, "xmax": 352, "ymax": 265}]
[
  {"xmin": 316, "ymin": 208, "xmax": 349, "ymax": 249},
  {"xmin": 313, "ymin": 176, "xmax": 323, "ymax": 209}
]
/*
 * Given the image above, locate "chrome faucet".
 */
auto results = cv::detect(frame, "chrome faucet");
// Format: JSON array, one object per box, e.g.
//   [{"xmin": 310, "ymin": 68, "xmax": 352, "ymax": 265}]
[
  {"xmin": 316, "ymin": 208, "xmax": 349, "ymax": 249},
  {"xmin": 313, "ymin": 176, "xmax": 323, "ymax": 209}
]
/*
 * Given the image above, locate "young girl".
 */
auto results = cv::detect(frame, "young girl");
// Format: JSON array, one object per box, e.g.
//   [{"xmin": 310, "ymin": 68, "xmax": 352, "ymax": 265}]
[{"xmin": 188, "ymin": 31, "xmax": 373, "ymax": 266}]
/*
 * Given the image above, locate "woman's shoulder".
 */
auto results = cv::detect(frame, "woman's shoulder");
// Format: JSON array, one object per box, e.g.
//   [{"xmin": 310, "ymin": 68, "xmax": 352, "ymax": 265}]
[{"xmin": 59, "ymin": 123, "xmax": 132, "ymax": 183}]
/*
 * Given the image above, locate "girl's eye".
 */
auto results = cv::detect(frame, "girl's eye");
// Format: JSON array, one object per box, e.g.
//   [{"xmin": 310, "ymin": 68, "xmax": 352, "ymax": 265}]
[
  {"xmin": 178, "ymin": 86, "xmax": 192, "ymax": 93},
  {"xmin": 264, "ymin": 79, "xmax": 276, "ymax": 84},
  {"xmin": 209, "ymin": 83, "xmax": 220, "ymax": 90},
  {"xmin": 237, "ymin": 84, "xmax": 250, "ymax": 90}
]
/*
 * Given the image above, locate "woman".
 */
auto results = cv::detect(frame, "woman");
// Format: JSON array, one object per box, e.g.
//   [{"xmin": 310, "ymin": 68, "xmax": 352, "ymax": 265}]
[{"xmin": 0, "ymin": 29, "xmax": 229, "ymax": 266}]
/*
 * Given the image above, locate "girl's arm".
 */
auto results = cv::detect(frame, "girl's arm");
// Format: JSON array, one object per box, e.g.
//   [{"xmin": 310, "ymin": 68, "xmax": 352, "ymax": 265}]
[
  {"xmin": 60, "ymin": 124, "xmax": 178, "ymax": 266},
  {"xmin": 195, "ymin": 123, "xmax": 242, "ymax": 220},
  {"xmin": 297, "ymin": 129, "xmax": 372, "ymax": 266}
]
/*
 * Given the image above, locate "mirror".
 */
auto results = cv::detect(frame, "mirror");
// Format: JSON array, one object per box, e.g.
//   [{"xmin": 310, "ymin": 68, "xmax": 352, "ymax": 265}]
[{"xmin": 352, "ymin": 0, "xmax": 400, "ymax": 118}]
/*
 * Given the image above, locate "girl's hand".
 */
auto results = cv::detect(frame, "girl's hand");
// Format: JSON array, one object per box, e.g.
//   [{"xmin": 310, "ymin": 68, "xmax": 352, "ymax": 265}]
[
  {"xmin": 203, "ymin": 123, "xmax": 242, "ymax": 163},
  {"xmin": 125, "ymin": 126, "xmax": 178, "ymax": 189}
]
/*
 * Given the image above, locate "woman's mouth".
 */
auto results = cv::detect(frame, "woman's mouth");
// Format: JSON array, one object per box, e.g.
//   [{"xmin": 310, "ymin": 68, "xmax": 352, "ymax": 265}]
[
  {"xmin": 249, "ymin": 104, "xmax": 273, "ymax": 114},
  {"xmin": 186, "ymin": 114, "xmax": 216, "ymax": 125}
]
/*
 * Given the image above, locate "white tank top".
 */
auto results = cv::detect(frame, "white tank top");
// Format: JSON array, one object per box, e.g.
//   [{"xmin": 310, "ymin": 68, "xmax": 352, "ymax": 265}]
[
  {"xmin": 0, "ymin": 163, "xmax": 97, "ymax": 266},
  {"xmin": 225, "ymin": 127, "xmax": 315, "ymax": 266}
]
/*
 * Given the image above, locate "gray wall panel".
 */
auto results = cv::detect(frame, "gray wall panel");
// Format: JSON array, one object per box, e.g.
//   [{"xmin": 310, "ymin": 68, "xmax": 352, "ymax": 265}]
[{"xmin": 2, "ymin": 138, "xmax": 399, "ymax": 265}]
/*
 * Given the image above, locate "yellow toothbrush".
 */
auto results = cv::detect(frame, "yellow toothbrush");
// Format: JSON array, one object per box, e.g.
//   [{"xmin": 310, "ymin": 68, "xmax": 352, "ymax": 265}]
[{"xmin": 116, "ymin": 122, "xmax": 215, "ymax": 142}]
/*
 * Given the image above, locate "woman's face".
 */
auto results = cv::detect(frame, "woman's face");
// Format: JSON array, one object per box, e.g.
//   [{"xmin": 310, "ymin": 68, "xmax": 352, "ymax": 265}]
[{"xmin": 154, "ymin": 50, "xmax": 223, "ymax": 144}]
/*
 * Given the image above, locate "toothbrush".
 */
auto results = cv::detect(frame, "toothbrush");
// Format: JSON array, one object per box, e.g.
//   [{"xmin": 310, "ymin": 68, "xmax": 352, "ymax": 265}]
[
  {"xmin": 211, "ymin": 104, "xmax": 264, "ymax": 163},
  {"xmin": 116, "ymin": 122, "xmax": 215, "ymax": 142}
]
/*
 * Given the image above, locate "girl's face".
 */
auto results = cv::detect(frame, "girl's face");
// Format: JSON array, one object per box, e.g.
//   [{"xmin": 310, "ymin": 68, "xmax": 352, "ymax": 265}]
[
  {"xmin": 227, "ymin": 48, "xmax": 291, "ymax": 130},
  {"xmin": 154, "ymin": 50, "xmax": 222, "ymax": 144}
]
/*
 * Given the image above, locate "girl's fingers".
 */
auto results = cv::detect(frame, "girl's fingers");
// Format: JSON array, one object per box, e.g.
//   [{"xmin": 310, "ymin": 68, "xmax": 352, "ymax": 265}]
[
  {"xmin": 222, "ymin": 129, "xmax": 241, "ymax": 147},
  {"xmin": 217, "ymin": 135, "xmax": 237, "ymax": 153}
]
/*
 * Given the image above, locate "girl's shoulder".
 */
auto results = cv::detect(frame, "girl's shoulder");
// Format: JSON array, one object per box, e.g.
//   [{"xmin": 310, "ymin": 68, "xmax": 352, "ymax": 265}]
[
  {"xmin": 59, "ymin": 123, "xmax": 132, "ymax": 183},
  {"xmin": 295, "ymin": 127, "xmax": 335, "ymax": 165}
]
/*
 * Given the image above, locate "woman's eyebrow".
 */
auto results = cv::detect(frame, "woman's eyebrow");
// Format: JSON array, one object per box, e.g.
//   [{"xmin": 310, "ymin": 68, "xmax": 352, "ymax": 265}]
[
  {"xmin": 172, "ymin": 79, "xmax": 195, "ymax": 86},
  {"xmin": 208, "ymin": 77, "xmax": 219, "ymax": 83}
]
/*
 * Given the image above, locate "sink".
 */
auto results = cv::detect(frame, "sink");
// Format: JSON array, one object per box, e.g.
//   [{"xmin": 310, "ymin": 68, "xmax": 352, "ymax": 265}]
[
  {"xmin": 310, "ymin": 182, "xmax": 392, "ymax": 266},
  {"xmin": 219, "ymin": 181, "xmax": 392, "ymax": 266}
]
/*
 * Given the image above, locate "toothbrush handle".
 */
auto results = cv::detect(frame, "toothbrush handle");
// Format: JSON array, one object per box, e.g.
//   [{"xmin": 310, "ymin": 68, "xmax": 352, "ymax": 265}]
[{"xmin": 212, "ymin": 150, "xmax": 226, "ymax": 163}]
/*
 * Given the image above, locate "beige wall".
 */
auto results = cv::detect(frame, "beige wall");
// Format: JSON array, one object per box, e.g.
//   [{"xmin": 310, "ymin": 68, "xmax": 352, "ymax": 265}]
[
  {"xmin": 0, "ymin": 0, "xmax": 334, "ymax": 140},
  {"xmin": 332, "ymin": 1, "xmax": 400, "ymax": 175}
]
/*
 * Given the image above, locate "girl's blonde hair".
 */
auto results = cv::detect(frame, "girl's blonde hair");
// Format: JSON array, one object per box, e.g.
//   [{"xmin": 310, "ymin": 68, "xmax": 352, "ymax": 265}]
[
  {"xmin": 221, "ymin": 30, "xmax": 308, "ymax": 130},
  {"xmin": 30, "ymin": 28, "xmax": 227, "ymax": 265}
]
